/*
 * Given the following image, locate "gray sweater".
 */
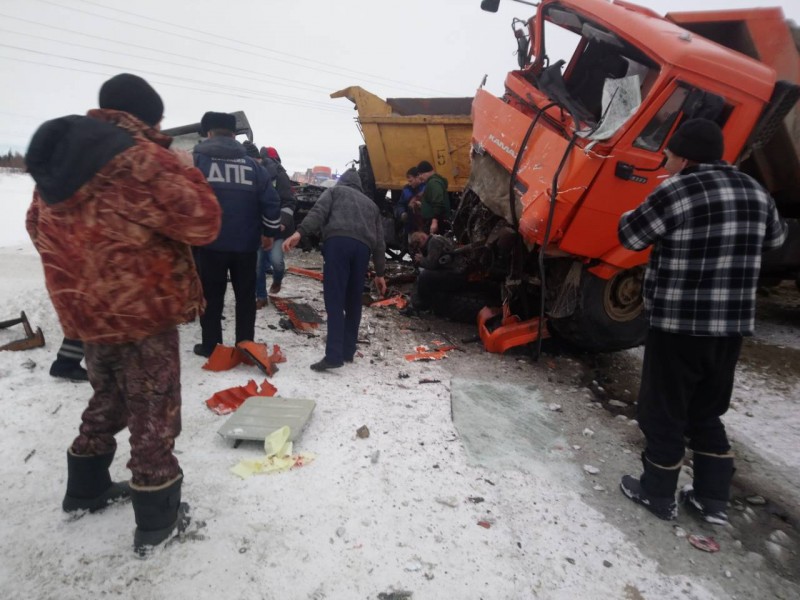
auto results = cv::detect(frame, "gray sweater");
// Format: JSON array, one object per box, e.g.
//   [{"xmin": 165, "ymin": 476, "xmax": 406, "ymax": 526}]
[{"xmin": 297, "ymin": 169, "xmax": 386, "ymax": 276}]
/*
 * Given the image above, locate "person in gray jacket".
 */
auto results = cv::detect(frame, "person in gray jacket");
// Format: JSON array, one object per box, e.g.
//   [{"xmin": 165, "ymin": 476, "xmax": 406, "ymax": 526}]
[{"xmin": 283, "ymin": 168, "xmax": 387, "ymax": 370}]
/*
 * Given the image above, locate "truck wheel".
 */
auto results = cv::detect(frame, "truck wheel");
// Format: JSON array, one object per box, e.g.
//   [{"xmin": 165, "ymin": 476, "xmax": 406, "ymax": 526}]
[{"xmin": 548, "ymin": 268, "xmax": 646, "ymax": 352}]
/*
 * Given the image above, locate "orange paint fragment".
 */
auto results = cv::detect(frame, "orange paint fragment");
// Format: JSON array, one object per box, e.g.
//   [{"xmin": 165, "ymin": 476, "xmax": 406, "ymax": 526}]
[
  {"xmin": 236, "ymin": 341, "xmax": 286, "ymax": 377},
  {"xmin": 202, "ymin": 344, "xmax": 245, "ymax": 371},
  {"xmin": 205, "ymin": 379, "xmax": 277, "ymax": 415},
  {"xmin": 404, "ymin": 341, "xmax": 457, "ymax": 361},
  {"xmin": 286, "ymin": 266, "xmax": 324, "ymax": 281},
  {"xmin": 370, "ymin": 295, "xmax": 409, "ymax": 309}
]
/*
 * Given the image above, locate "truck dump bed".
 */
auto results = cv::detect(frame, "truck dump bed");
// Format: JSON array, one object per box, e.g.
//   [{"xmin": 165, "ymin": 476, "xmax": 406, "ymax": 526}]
[
  {"xmin": 667, "ymin": 7, "xmax": 800, "ymax": 217},
  {"xmin": 331, "ymin": 86, "xmax": 473, "ymax": 193}
]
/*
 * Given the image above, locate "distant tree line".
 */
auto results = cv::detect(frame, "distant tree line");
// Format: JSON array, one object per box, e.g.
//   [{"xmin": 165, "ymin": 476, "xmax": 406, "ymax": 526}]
[{"xmin": 0, "ymin": 150, "xmax": 25, "ymax": 170}]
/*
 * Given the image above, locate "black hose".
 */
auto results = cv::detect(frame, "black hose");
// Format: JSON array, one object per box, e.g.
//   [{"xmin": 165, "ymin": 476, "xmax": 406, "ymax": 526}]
[
  {"xmin": 508, "ymin": 102, "xmax": 557, "ymax": 228},
  {"xmin": 535, "ymin": 132, "xmax": 579, "ymax": 360},
  {"xmin": 504, "ymin": 102, "xmax": 559, "ymax": 329}
]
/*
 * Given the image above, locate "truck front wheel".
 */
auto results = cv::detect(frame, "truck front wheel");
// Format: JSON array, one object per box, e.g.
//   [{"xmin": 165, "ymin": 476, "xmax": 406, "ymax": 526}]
[{"xmin": 548, "ymin": 268, "xmax": 647, "ymax": 352}]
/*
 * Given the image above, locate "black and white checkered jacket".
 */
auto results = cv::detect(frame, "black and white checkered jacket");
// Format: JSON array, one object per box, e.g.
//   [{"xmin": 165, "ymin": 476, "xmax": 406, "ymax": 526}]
[{"xmin": 618, "ymin": 162, "xmax": 787, "ymax": 336}]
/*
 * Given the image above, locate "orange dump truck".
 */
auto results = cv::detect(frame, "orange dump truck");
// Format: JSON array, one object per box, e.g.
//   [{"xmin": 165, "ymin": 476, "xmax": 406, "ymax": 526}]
[{"xmin": 455, "ymin": 0, "xmax": 800, "ymax": 352}]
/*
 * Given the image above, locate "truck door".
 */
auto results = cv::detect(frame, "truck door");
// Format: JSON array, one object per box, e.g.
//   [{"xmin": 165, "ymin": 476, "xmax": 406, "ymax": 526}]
[{"xmin": 559, "ymin": 81, "xmax": 731, "ymax": 264}]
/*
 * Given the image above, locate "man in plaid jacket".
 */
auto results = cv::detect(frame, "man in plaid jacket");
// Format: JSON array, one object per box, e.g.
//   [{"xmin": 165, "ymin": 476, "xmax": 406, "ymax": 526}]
[{"xmin": 617, "ymin": 118, "xmax": 787, "ymax": 524}]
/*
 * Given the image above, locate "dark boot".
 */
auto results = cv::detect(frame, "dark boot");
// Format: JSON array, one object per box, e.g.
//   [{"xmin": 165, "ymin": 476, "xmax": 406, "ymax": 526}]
[
  {"xmin": 679, "ymin": 452, "xmax": 735, "ymax": 525},
  {"xmin": 131, "ymin": 475, "xmax": 190, "ymax": 558},
  {"xmin": 62, "ymin": 449, "xmax": 131, "ymax": 513},
  {"xmin": 310, "ymin": 358, "xmax": 342, "ymax": 371},
  {"xmin": 50, "ymin": 359, "xmax": 89, "ymax": 382},
  {"xmin": 620, "ymin": 453, "xmax": 681, "ymax": 521}
]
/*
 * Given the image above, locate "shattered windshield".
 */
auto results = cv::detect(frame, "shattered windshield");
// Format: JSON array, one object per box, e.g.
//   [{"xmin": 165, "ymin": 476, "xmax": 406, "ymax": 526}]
[{"xmin": 537, "ymin": 4, "xmax": 658, "ymax": 139}]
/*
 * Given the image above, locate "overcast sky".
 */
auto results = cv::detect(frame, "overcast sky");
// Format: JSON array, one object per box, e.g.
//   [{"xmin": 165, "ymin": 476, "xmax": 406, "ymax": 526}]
[{"xmin": 1, "ymin": 0, "xmax": 798, "ymax": 176}]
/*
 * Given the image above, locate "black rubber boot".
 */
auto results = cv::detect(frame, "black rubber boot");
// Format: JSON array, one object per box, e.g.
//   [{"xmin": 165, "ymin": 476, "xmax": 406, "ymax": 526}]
[
  {"xmin": 620, "ymin": 453, "xmax": 681, "ymax": 521},
  {"xmin": 679, "ymin": 452, "xmax": 735, "ymax": 525},
  {"xmin": 131, "ymin": 475, "xmax": 190, "ymax": 558},
  {"xmin": 50, "ymin": 359, "xmax": 89, "ymax": 382},
  {"xmin": 62, "ymin": 450, "xmax": 131, "ymax": 513}
]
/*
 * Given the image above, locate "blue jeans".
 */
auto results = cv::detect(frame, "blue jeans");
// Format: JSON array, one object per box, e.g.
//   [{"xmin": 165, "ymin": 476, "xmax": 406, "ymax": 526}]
[
  {"xmin": 256, "ymin": 242, "xmax": 285, "ymax": 299},
  {"xmin": 322, "ymin": 236, "xmax": 370, "ymax": 365}
]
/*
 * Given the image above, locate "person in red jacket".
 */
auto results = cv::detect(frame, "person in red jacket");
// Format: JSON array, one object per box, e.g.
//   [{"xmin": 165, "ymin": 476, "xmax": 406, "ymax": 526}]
[{"xmin": 25, "ymin": 73, "xmax": 221, "ymax": 557}]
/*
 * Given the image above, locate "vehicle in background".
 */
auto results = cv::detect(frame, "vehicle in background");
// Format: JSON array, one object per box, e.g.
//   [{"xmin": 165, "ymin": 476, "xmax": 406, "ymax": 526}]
[
  {"xmin": 332, "ymin": 85, "xmax": 473, "ymax": 258},
  {"xmin": 163, "ymin": 110, "xmax": 253, "ymax": 151}
]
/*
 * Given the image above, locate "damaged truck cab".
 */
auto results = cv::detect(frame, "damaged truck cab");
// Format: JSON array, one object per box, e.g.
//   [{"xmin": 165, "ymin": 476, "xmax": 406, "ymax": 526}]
[{"xmin": 459, "ymin": 0, "xmax": 800, "ymax": 352}]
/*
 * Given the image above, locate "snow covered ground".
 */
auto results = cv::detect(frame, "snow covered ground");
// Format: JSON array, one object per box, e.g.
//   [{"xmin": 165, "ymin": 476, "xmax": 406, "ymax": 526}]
[{"xmin": 0, "ymin": 171, "xmax": 798, "ymax": 599}]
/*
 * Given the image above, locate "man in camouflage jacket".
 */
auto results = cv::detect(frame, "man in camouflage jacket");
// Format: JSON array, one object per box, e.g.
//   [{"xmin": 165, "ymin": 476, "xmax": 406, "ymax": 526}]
[{"xmin": 25, "ymin": 73, "xmax": 221, "ymax": 556}]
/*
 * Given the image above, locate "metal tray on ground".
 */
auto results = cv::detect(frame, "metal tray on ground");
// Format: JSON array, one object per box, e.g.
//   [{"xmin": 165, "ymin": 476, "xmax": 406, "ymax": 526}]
[{"xmin": 217, "ymin": 396, "xmax": 316, "ymax": 447}]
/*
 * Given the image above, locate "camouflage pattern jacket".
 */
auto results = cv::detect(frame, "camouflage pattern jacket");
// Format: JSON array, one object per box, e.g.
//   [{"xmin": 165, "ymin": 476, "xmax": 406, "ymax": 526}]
[{"xmin": 25, "ymin": 109, "xmax": 221, "ymax": 344}]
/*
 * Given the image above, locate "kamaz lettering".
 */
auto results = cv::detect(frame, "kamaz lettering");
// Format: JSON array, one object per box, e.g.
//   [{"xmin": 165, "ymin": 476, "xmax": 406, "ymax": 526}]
[{"xmin": 488, "ymin": 134, "xmax": 517, "ymax": 159}]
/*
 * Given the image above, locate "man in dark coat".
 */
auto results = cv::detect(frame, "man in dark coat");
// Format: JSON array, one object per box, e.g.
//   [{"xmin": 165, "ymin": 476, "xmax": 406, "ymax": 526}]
[
  {"xmin": 283, "ymin": 169, "xmax": 387, "ymax": 370},
  {"xmin": 617, "ymin": 119, "xmax": 787, "ymax": 524},
  {"xmin": 256, "ymin": 146, "xmax": 296, "ymax": 300},
  {"xmin": 192, "ymin": 112, "xmax": 281, "ymax": 356},
  {"xmin": 400, "ymin": 231, "xmax": 470, "ymax": 316},
  {"xmin": 417, "ymin": 160, "xmax": 451, "ymax": 234}
]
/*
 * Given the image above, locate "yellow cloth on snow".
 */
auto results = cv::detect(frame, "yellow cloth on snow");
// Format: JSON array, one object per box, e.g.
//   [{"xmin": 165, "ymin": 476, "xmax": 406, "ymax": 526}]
[{"xmin": 231, "ymin": 425, "xmax": 315, "ymax": 479}]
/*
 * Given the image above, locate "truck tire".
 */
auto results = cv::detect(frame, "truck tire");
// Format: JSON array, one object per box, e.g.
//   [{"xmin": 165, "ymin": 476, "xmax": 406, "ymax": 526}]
[{"xmin": 548, "ymin": 268, "xmax": 646, "ymax": 352}]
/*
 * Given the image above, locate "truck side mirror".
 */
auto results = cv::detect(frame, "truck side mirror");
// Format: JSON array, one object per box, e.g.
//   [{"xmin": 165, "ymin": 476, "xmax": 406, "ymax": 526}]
[{"xmin": 481, "ymin": 0, "xmax": 501, "ymax": 13}]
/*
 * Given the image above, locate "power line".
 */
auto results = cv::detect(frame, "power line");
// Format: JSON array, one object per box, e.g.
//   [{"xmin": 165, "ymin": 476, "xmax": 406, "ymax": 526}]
[
  {"xmin": 73, "ymin": 0, "xmax": 455, "ymax": 95},
  {"xmin": 0, "ymin": 25, "xmax": 333, "ymax": 97},
  {"xmin": 0, "ymin": 53, "xmax": 357, "ymax": 117},
  {"xmin": 0, "ymin": 44, "xmax": 353, "ymax": 114},
  {"xmin": 35, "ymin": 0, "xmax": 455, "ymax": 96},
  {"xmin": 0, "ymin": 13, "xmax": 340, "ymax": 96}
]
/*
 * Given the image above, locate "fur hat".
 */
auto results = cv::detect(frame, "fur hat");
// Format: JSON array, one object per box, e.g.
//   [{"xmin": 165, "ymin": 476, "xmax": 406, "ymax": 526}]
[
  {"xmin": 666, "ymin": 118, "xmax": 724, "ymax": 163},
  {"xmin": 98, "ymin": 73, "xmax": 163, "ymax": 126},
  {"xmin": 417, "ymin": 160, "xmax": 434, "ymax": 174},
  {"xmin": 200, "ymin": 111, "xmax": 236, "ymax": 136}
]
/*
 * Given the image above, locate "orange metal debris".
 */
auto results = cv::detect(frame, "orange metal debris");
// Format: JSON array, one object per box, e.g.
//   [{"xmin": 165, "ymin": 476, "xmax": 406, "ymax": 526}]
[
  {"xmin": 286, "ymin": 266, "xmax": 324, "ymax": 281},
  {"xmin": 370, "ymin": 295, "xmax": 408, "ymax": 309},
  {"xmin": 271, "ymin": 297, "xmax": 321, "ymax": 331},
  {"xmin": 477, "ymin": 305, "xmax": 550, "ymax": 354},
  {"xmin": 202, "ymin": 344, "xmax": 245, "ymax": 371},
  {"xmin": 236, "ymin": 341, "xmax": 286, "ymax": 377},
  {"xmin": 205, "ymin": 379, "xmax": 277, "ymax": 415},
  {"xmin": 404, "ymin": 341, "xmax": 457, "ymax": 361}
]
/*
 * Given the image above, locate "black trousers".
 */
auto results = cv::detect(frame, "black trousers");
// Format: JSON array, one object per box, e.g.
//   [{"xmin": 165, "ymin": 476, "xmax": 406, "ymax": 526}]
[
  {"xmin": 637, "ymin": 328, "xmax": 742, "ymax": 466},
  {"xmin": 195, "ymin": 248, "xmax": 257, "ymax": 351},
  {"xmin": 321, "ymin": 236, "xmax": 370, "ymax": 365}
]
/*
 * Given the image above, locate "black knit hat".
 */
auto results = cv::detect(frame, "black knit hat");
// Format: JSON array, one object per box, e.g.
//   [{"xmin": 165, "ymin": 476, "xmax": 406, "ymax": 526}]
[
  {"xmin": 242, "ymin": 140, "xmax": 260, "ymax": 159},
  {"xmin": 417, "ymin": 160, "xmax": 434, "ymax": 174},
  {"xmin": 200, "ymin": 111, "xmax": 236, "ymax": 135},
  {"xmin": 666, "ymin": 118, "xmax": 724, "ymax": 163},
  {"xmin": 99, "ymin": 73, "xmax": 163, "ymax": 127}
]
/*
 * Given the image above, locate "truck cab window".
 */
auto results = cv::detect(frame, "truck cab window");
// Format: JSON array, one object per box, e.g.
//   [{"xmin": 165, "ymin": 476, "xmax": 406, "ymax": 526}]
[
  {"xmin": 634, "ymin": 87, "xmax": 690, "ymax": 151},
  {"xmin": 635, "ymin": 86, "xmax": 730, "ymax": 152}
]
